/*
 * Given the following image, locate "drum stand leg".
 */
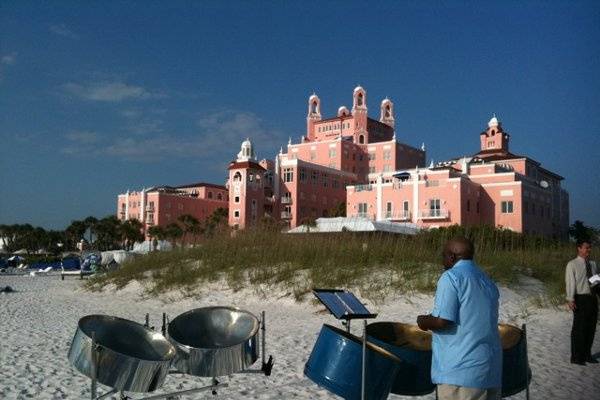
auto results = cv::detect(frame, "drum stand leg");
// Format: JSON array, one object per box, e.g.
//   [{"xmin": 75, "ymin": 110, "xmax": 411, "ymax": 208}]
[
  {"xmin": 260, "ymin": 310, "xmax": 274, "ymax": 376},
  {"xmin": 523, "ymin": 324, "xmax": 530, "ymax": 400},
  {"xmin": 361, "ymin": 319, "xmax": 366, "ymax": 400},
  {"xmin": 91, "ymin": 331, "xmax": 97, "ymax": 400},
  {"xmin": 134, "ymin": 381, "xmax": 228, "ymax": 400}
]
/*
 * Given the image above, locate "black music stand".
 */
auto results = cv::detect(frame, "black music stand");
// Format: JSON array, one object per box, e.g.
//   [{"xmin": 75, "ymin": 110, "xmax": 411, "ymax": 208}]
[{"xmin": 313, "ymin": 288, "xmax": 377, "ymax": 332}]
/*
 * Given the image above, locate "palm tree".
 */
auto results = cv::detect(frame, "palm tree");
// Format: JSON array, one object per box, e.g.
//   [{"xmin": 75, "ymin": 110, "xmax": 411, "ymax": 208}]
[
  {"xmin": 177, "ymin": 214, "xmax": 201, "ymax": 246},
  {"xmin": 94, "ymin": 216, "xmax": 121, "ymax": 251},
  {"xmin": 66, "ymin": 220, "xmax": 86, "ymax": 250},
  {"xmin": 165, "ymin": 223, "xmax": 183, "ymax": 248},
  {"xmin": 147, "ymin": 225, "xmax": 166, "ymax": 251},
  {"xmin": 120, "ymin": 219, "xmax": 145, "ymax": 250}
]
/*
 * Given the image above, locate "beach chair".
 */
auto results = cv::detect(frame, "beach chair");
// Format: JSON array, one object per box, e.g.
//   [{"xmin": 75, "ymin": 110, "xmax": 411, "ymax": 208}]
[
  {"xmin": 37, "ymin": 266, "xmax": 53, "ymax": 274},
  {"xmin": 61, "ymin": 265, "xmax": 94, "ymax": 280}
]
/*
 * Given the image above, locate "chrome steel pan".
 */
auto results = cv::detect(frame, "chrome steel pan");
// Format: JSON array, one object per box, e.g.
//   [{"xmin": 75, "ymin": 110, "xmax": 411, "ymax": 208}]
[
  {"xmin": 168, "ymin": 306, "xmax": 259, "ymax": 377},
  {"xmin": 68, "ymin": 315, "xmax": 176, "ymax": 393}
]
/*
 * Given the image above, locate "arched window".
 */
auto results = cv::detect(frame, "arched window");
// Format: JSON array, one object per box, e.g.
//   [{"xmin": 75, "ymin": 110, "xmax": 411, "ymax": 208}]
[
  {"xmin": 359, "ymin": 135, "xmax": 365, "ymax": 144},
  {"xmin": 233, "ymin": 172, "xmax": 242, "ymax": 181},
  {"xmin": 208, "ymin": 191, "xmax": 213, "ymax": 199},
  {"xmin": 385, "ymin": 105, "xmax": 391, "ymax": 118},
  {"xmin": 217, "ymin": 193, "xmax": 222, "ymax": 200},
  {"xmin": 311, "ymin": 101, "xmax": 318, "ymax": 114},
  {"xmin": 357, "ymin": 93, "xmax": 363, "ymax": 106}
]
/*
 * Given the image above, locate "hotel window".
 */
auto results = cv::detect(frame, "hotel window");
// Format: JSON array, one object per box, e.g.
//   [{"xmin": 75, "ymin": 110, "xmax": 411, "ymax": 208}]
[
  {"xmin": 322, "ymin": 173, "xmax": 328, "ymax": 187},
  {"xmin": 368, "ymin": 152, "xmax": 376, "ymax": 160},
  {"xmin": 234, "ymin": 210, "xmax": 240, "ymax": 218},
  {"xmin": 501, "ymin": 201, "xmax": 514, "ymax": 213},
  {"xmin": 208, "ymin": 191, "xmax": 213, "ymax": 199},
  {"xmin": 369, "ymin": 166, "xmax": 376, "ymax": 173},
  {"xmin": 386, "ymin": 202, "xmax": 392, "ymax": 218},
  {"xmin": 310, "ymin": 151, "xmax": 316, "ymax": 160},
  {"xmin": 467, "ymin": 200, "xmax": 471, "ymax": 212},
  {"xmin": 299, "ymin": 168, "xmax": 306, "ymax": 182},
  {"xmin": 358, "ymin": 203, "xmax": 368, "ymax": 217},
  {"xmin": 235, "ymin": 196, "xmax": 240, "ymax": 203},
  {"xmin": 383, "ymin": 150, "xmax": 391, "ymax": 160},
  {"xmin": 332, "ymin": 179, "xmax": 339, "ymax": 188},
  {"xmin": 217, "ymin": 193, "xmax": 222, "ymax": 200},
  {"xmin": 429, "ymin": 199, "xmax": 441, "ymax": 217},
  {"xmin": 283, "ymin": 168, "xmax": 294, "ymax": 182},
  {"xmin": 476, "ymin": 201, "xmax": 480, "ymax": 213},
  {"xmin": 311, "ymin": 171, "xmax": 318, "ymax": 184},
  {"xmin": 344, "ymin": 150, "xmax": 349, "ymax": 159},
  {"xmin": 359, "ymin": 154, "xmax": 364, "ymax": 161},
  {"xmin": 329, "ymin": 149, "xmax": 336, "ymax": 158},
  {"xmin": 403, "ymin": 201, "xmax": 410, "ymax": 217},
  {"xmin": 383, "ymin": 165, "xmax": 391, "ymax": 172}
]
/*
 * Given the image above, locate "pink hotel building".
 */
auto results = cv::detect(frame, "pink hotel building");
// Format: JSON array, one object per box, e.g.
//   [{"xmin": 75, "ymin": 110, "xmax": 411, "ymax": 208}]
[{"xmin": 118, "ymin": 86, "xmax": 570, "ymax": 239}]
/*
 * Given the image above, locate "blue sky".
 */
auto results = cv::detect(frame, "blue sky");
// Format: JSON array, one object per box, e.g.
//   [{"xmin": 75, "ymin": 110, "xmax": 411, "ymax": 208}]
[{"xmin": 1, "ymin": 1, "xmax": 599, "ymax": 230}]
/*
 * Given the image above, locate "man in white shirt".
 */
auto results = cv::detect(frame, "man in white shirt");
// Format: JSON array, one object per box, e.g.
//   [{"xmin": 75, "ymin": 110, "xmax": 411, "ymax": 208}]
[{"xmin": 565, "ymin": 239, "xmax": 598, "ymax": 365}]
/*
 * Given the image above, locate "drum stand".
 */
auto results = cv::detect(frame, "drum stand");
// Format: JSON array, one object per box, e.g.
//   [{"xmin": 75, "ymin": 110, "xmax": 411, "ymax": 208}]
[
  {"xmin": 86, "ymin": 310, "xmax": 274, "ymax": 400},
  {"xmin": 312, "ymin": 289, "xmax": 377, "ymax": 400}
]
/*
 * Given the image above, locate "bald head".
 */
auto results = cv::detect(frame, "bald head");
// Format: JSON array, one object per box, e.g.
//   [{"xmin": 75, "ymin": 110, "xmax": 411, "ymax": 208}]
[{"xmin": 442, "ymin": 237, "xmax": 474, "ymax": 269}]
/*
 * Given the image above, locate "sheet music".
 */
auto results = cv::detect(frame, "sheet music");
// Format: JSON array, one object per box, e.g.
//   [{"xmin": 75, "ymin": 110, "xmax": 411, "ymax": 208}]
[{"xmin": 589, "ymin": 274, "xmax": 600, "ymax": 285}]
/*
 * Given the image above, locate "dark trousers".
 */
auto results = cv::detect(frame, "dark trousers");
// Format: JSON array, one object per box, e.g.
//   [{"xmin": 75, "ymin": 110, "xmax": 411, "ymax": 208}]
[{"xmin": 571, "ymin": 294, "xmax": 598, "ymax": 362}]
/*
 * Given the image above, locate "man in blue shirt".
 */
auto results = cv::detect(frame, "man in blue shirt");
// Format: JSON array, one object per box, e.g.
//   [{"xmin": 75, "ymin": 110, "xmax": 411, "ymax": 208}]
[{"xmin": 417, "ymin": 237, "xmax": 502, "ymax": 400}]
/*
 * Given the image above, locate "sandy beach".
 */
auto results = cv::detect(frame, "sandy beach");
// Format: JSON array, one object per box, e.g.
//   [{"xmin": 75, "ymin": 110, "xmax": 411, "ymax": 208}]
[{"xmin": 1, "ymin": 273, "xmax": 599, "ymax": 400}]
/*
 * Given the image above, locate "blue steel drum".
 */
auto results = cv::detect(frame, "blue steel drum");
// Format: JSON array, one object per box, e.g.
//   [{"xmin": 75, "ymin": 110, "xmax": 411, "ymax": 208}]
[
  {"xmin": 499, "ymin": 324, "xmax": 531, "ymax": 397},
  {"xmin": 304, "ymin": 324, "xmax": 401, "ymax": 400},
  {"xmin": 366, "ymin": 322, "xmax": 435, "ymax": 396}
]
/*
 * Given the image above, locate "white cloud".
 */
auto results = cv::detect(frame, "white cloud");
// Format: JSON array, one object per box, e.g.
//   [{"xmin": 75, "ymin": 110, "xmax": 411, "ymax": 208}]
[
  {"xmin": 97, "ymin": 110, "xmax": 284, "ymax": 162},
  {"xmin": 1, "ymin": 53, "xmax": 16, "ymax": 65},
  {"xmin": 64, "ymin": 130, "xmax": 99, "ymax": 144},
  {"xmin": 64, "ymin": 81, "xmax": 165, "ymax": 102},
  {"xmin": 49, "ymin": 24, "xmax": 79, "ymax": 39}
]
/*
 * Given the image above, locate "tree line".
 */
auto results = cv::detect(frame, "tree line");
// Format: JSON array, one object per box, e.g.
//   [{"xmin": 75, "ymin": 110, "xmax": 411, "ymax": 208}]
[{"xmin": 0, "ymin": 207, "xmax": 229, "ymax": 254}]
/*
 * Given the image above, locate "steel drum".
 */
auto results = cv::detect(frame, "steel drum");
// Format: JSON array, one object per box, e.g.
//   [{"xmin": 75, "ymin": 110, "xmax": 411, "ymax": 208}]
[
  {"xmin": 168, "ymin": 306, "xmax": 259, "ymax": 377},
  {"xmin": 499, "ymin": 323, "xmax": 531, "ymax": 397},
  {"xmin": 304, "ymin": 324, "xmax": 401, "ymax": 400},
  {"xmin": 68, "ymin": 315, "xmax": 176, "ymax": 393},
  {"xmin": 366, "ymin": 322, "xmax": 435, "ymax": 396}
]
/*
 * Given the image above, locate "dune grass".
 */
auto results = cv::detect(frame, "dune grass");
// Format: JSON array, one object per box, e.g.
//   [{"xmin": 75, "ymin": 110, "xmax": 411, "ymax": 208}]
[{"xmin": 86, "ymin": 225, "xmax": 573, "ymax": 305}]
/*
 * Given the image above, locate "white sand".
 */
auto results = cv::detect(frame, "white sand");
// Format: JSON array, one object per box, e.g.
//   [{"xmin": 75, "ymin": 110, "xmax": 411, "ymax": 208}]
[{"xmin": 0, "ymin": 274, "xmax": 599, "ymax": 399}]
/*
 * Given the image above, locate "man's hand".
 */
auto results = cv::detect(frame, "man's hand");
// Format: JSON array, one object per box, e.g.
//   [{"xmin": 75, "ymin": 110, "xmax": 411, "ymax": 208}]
[
  {"xmin": 417, "ymin": 314, "xmax": 451, "ymax": 331},
  {"xmin": 567, "ymin": 301, "xmax": 576, "ymax": 311},
  {"xmin": 417, "ymin": 315, "xmax": 430, "ymax": 331}
]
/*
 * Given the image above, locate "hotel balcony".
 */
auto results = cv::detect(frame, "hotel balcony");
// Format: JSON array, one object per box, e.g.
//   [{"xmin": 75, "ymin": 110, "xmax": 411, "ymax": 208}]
[
  {"xmin": 281, "ymin": 197, "xmax": 292, "ymax": 204},
  {"xmin": 145, "ymin": 206, "xmax": 155, "ymax": 212},
  {"xmin": 354, "ymin": 184, "xmax": 373, "ymax": 192},
  {"xmin": 386, "ymin": 211, "xmax": 411, "ymax": 221},
  {"xmin": 419, "ymin": 209, "xmax": 450, "ymax": 220},
  {"xmin": 357, "ymin": 212, "xmax": 375, "ymax": 219},
  {"xmin": 281, "ymin": 211, "xmax": 292, "ymax": 219}
]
